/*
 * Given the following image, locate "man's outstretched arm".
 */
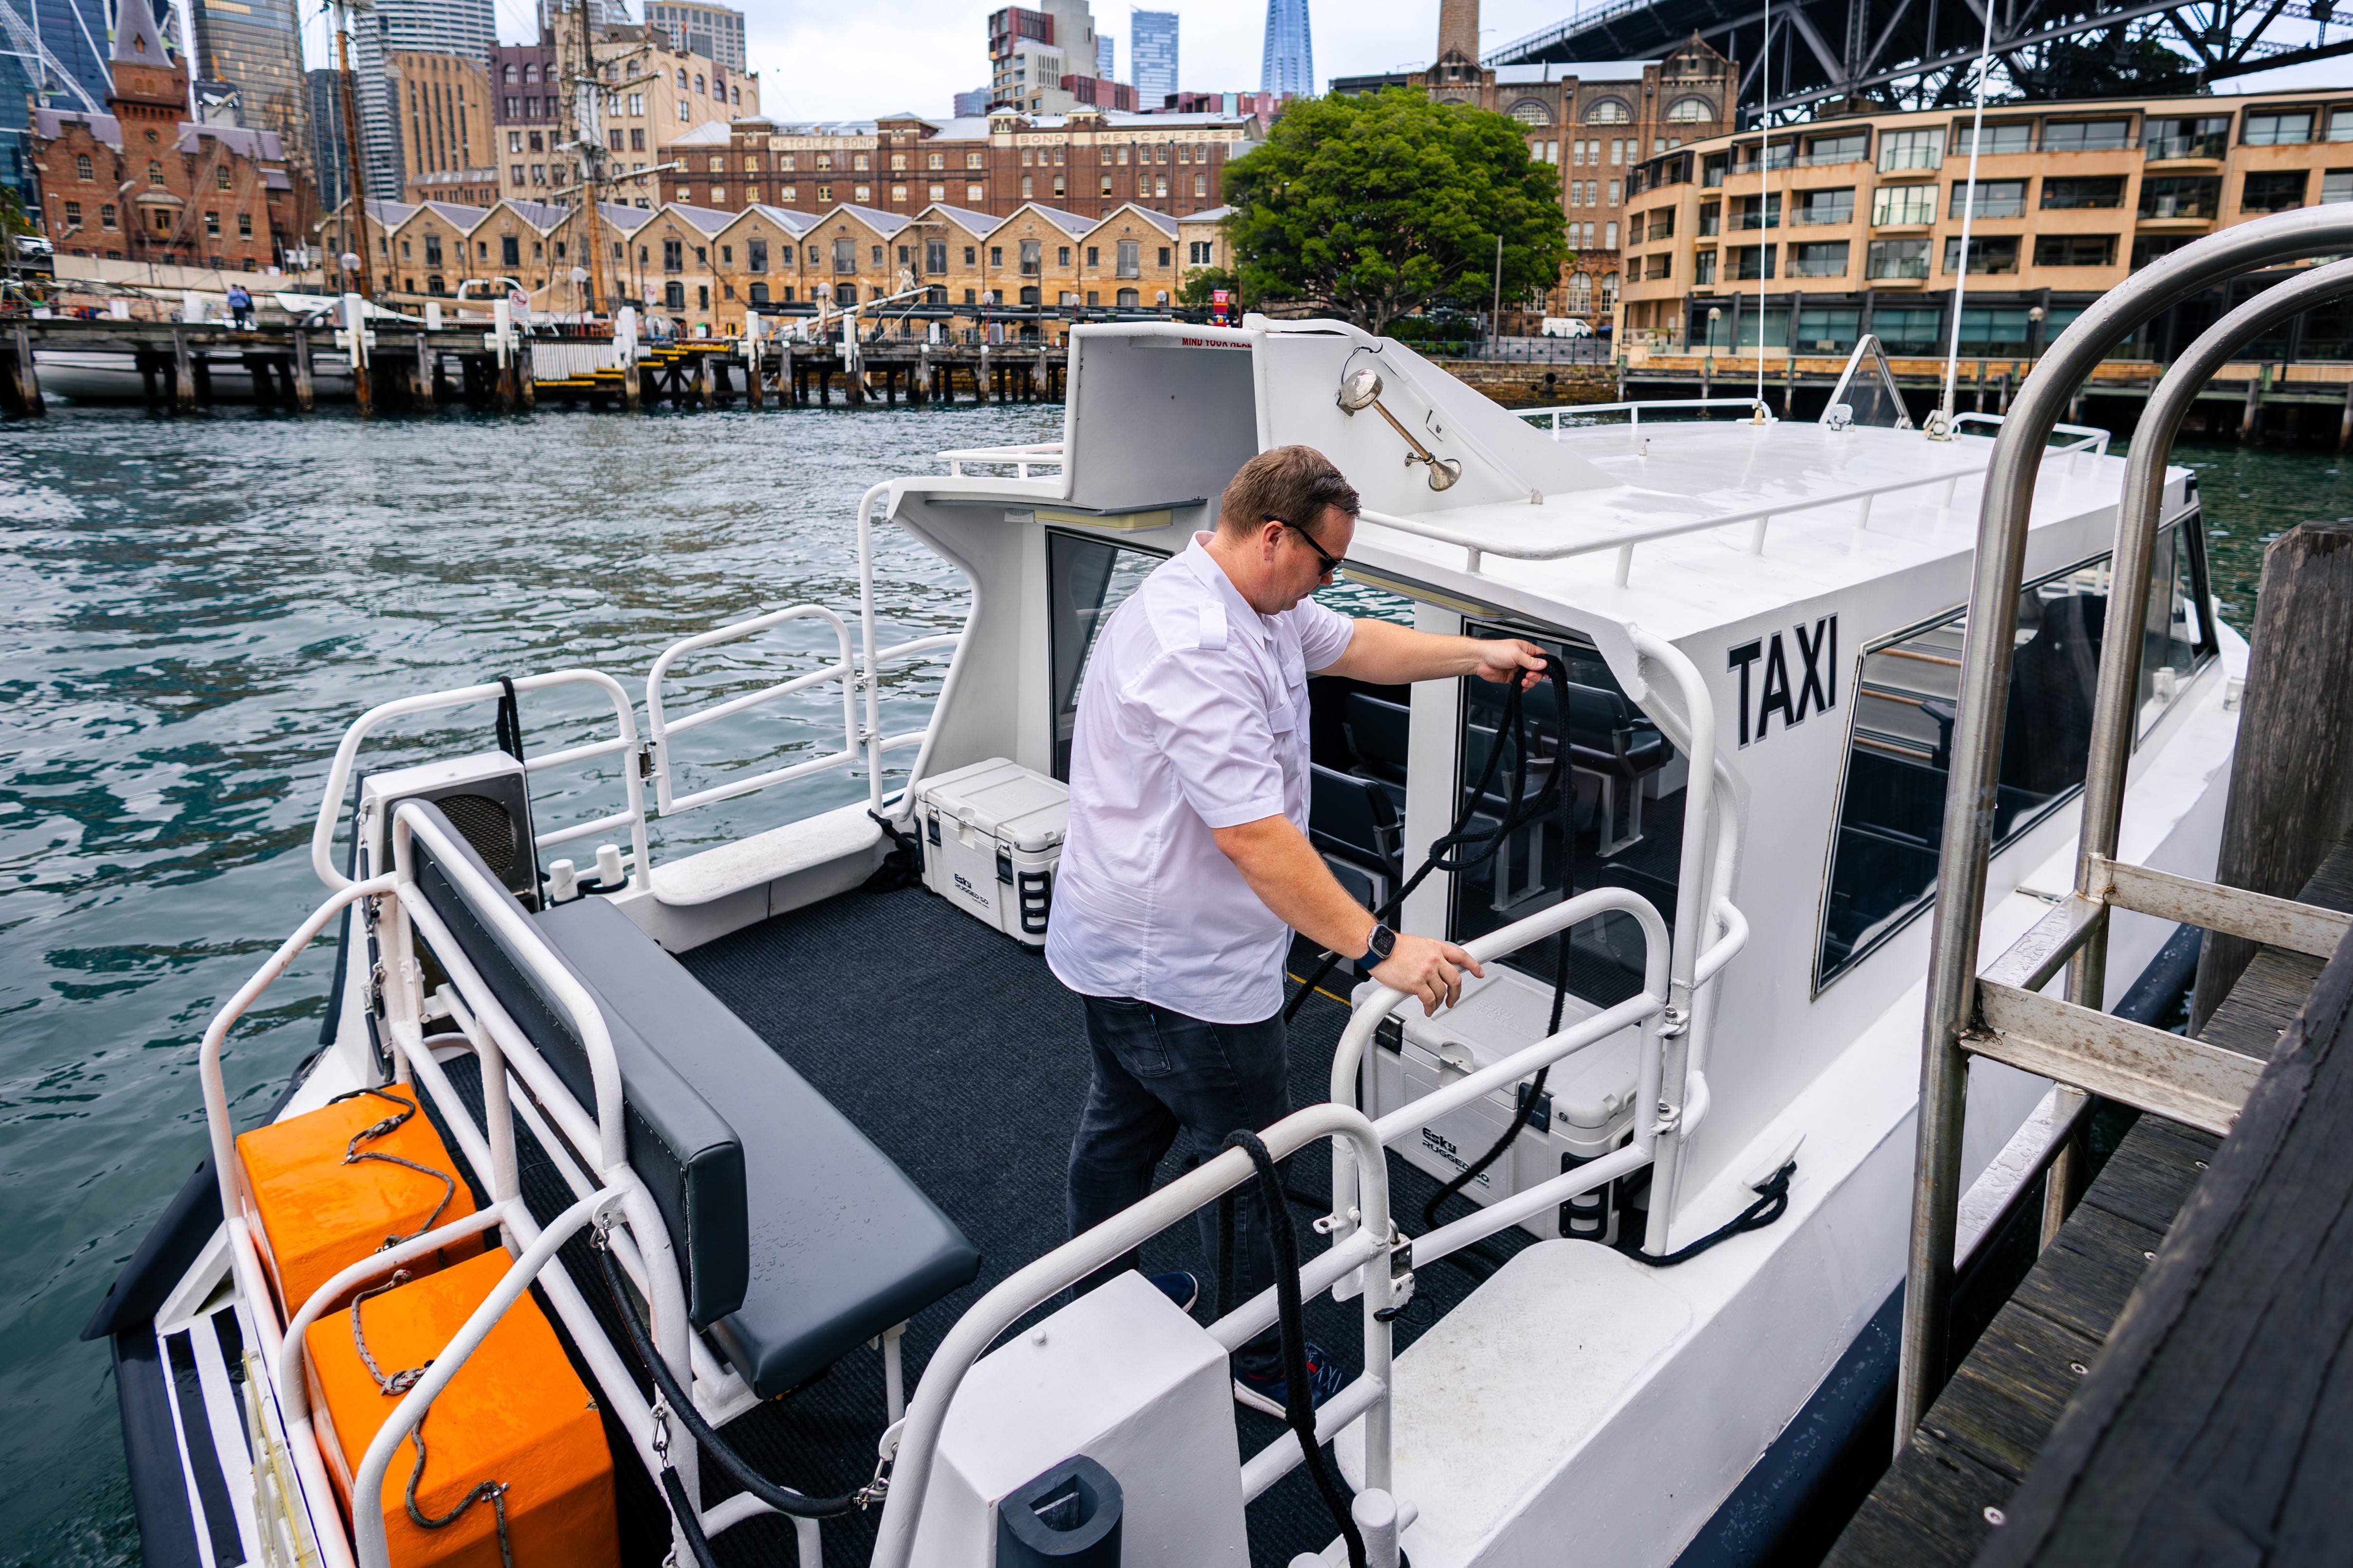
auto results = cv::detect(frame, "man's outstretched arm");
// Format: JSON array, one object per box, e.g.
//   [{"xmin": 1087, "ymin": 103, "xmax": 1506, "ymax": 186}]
[
  {"xmin": 1211, "ymin": 814, "xmax": 1483, "ymax": 1016},
  {"xmin": 1317, "ymin": 619, "xmax": 1546, "ymax": 688}
]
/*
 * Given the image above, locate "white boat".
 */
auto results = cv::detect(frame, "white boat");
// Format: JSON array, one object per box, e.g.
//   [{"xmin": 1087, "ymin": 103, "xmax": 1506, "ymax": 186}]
[
  {"xmin": 35, "ymin": 347, "xmax": 358, "ymax": 403},
  {"xmin": 85, "ymin": 310, "xmax": 2242, "ymax": 1568}
]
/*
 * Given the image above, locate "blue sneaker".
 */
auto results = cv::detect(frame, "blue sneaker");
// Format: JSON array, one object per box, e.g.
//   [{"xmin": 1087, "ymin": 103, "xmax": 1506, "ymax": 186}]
[
  {"xmin": 1232, "ymin": 1343, "xmax": 1348, "ymax": 1416},
  {"xmin": 1149, "ymin": 1271, "xmax": 1198, "ymax": 1313}
]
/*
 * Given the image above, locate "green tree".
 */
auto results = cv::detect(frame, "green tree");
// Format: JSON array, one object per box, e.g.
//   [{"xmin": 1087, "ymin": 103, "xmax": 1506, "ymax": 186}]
[
  {"xmin": 1178, "ymin": 264, "xmax": 1240, "ymax": 308},
  {"xmin": 1223, "ymin": 89, "xmax": 1568, "ymax": 335}
]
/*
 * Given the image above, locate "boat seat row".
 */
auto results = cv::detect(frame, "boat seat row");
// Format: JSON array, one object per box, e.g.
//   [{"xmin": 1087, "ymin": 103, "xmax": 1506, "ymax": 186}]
[{"xmin": 411, "ymin": 803, "xmax": 982, "ymax": 1399}]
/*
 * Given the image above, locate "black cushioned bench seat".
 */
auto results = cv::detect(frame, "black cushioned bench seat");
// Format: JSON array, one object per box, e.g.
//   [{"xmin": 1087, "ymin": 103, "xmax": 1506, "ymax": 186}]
[
  {"xmin": 532, "ymin": 896, "xmax": 981, "ymax": 1398},
  {"xmin": 407, "ymin": 804, "xmax": 981, "ymax": 1399}
]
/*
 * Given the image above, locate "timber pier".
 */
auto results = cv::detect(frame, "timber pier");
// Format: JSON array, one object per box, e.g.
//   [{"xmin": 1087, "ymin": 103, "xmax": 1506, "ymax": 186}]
[
  {"xmin": 0, "ymin": 314, "xmax": 1069, "ymax": 417},
  {"xmin": 1827, "ymin": 521, "xmax": 2353, "ymax": 1566}
]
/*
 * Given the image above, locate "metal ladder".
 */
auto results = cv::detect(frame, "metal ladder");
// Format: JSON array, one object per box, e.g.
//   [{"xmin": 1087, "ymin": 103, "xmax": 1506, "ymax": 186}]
[{"xmin": 1894, "ymin": 208, "xmax": 2353, "ymax": 1441}]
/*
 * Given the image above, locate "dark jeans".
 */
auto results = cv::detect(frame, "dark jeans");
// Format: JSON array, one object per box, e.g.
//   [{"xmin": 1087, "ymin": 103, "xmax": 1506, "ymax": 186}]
[{"xmin": 1066, "ymin": 993, "xmax": 1290, "ymax": 1378}]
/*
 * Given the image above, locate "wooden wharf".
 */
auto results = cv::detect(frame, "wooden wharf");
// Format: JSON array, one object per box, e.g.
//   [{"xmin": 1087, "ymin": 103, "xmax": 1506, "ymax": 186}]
[
  {"xmin": 1828, "ymin": 521, "xmax": 2353, "ymax": 1567},
  {"xmin": 0, "ymin": 316, "xmax": 1069, "ymax": 418}
]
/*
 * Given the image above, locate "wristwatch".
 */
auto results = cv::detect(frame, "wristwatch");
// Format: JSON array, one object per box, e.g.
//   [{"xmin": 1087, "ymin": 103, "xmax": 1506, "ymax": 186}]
[{"xmin": 1364, "ymin": 921, "xmax": 1398, "ymax": 962}]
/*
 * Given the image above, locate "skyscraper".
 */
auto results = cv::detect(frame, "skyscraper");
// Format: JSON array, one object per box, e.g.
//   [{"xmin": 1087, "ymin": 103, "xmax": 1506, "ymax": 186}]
[
  {"xmin": 0, "ymin": 0, "xmax": 117, "ymax": 201},
  {"xmin": 1131, "ymin": 8, "xmax": 1176, "ymax": 103},
  {"xmin": 188, "ymin": 0, "xmax": 306, "ymax": 159},
  {"xmin": 1259, "ymin": 0, "xmax": 1310, "ymax": 97},
  {"xmin": 1096, "ymin": 33, "xmax": 1113, "ymax": 79},
  {"xmin": 347, "ymin": 0, "xmax": 496, "ymax": 209},
  {"xmin": 643, "ymin": 1, "xmax": 746, "ymax": 73}
]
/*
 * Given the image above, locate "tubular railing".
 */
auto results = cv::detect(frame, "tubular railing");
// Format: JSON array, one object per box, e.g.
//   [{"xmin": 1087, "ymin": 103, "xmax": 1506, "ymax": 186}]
[
  {"xmin": 1895, "ymin": 207, "xmax": 2353, "ymax": 1447},
  {"xmin": 205, "ymin": 801, "xmax": 721, "ymax": 1568},
  {"xmin": 869, "ymin": 1102, "xmax": 1399, "ymax": 1568},
  {"xmin": 937, "ymin": 441, "xmax": 1065, "ymax": 478},
  {"xmin": 644, "ymin": 605, "xmax": 862, "ymax": 816},
  {"xmin": 310, "ymin": 669, "xmax": 652, "ymax": 895},
  {"xmin": 1521, "ymin": 396, "xmax": 1772, "ymax": 451}
]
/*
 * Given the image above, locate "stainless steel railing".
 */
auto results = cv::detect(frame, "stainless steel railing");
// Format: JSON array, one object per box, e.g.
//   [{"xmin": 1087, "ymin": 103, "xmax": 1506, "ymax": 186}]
[{"xmin": 1895, "ymin": 206, "xmax": 2353, "ymax": 1445}]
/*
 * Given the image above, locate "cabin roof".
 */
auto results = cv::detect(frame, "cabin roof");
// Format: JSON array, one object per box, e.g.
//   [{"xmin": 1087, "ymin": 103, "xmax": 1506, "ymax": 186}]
[{"xmin": 1347, "ymin": 420, "xmax": 2139, "ymax": 646}]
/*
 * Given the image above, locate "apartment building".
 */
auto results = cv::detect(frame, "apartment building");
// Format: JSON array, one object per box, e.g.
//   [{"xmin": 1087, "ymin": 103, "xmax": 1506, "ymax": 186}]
[
  {"xmin": 658, "ymin": 106, "xmax": 1254, "ymax": 221},
  {"xmin": 1619, "ymin": 90, "xmax": 2353, "ymax": 357},
  {"xmin": 392, "ymin": 51, "xmax": 492, "ymax": 197},
  {"xmin": 492, "ymin": 17, "xmax": 759, "ymax": 203},
  {"xmin": 989, "ymin": 0, "xmax": 1134, "ymax": 115}
]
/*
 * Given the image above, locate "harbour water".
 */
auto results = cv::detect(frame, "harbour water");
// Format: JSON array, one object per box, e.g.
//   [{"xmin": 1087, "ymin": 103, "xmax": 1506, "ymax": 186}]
[{"xmin": 0, "ymin": 405, "xmax": 2342, "ymax": 1563}]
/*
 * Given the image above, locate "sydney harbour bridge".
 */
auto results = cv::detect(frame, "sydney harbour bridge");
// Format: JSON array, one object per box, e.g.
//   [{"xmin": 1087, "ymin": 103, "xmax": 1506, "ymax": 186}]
[{"xmin": 1486, "ymin": 0, "xmax": 2350, "ymax": 120}]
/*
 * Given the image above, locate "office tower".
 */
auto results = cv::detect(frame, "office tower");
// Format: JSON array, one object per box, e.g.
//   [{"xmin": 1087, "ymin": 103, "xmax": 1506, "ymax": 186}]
[
  {"xmin": 1097, "ymin": 34, "xmax": 1113, "ymax": 78},
  {"xmin": 643, "ymin": 0, "xmax": 745, "ymax": 73},
  {"xmin": 187, "ymin": 0, "xmax": 306, "ymax": 157},
  {"xmin": 1131, "ymin": 8, "xmax": 1176, "ymax": 101},
  {"xmin": 1259, "ymin": 0, "xmax": 1310, "ymax": 96},
  {"xmin": 309, "ymin": 66, "xmax": 350, "ymax": 209},
  {"xmin": 348, "ymin": 0, "xmax": 495, "ymax": 206},
  {"xmin": 953, "ymin": 86, "xmax": 992, "ymax": 116},
  {"xmin": 0, "ymin": 0, "xmax": 117, "ymax": 200}
]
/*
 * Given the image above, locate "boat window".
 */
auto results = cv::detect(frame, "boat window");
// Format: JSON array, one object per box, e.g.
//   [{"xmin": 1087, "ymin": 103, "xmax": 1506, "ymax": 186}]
[
  {"xmin": 1816, "ymin": 526, "xmax": 2217, "ymax": 988},
  {"xmin": 1046, "ymin": 531, "xmax": 1164, "ymax": 780},
  {"xmin": 1446, "ymin": 625, "xmax": 1686, "ymax": 1007}
]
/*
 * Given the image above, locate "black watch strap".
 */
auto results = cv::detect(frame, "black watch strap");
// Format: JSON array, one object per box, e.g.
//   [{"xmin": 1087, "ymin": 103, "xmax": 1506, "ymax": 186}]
[{"xmin": 1365, "ymin": 921, "xmax": 1397, "ymax": 962}]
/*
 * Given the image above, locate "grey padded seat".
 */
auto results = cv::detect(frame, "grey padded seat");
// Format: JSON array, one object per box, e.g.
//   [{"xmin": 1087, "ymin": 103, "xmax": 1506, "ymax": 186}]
[
  {"xmin": 407, "ymin": 804, "xmax": 981, "ymax": 1398},
  {"xmin": 533, "ymin": 896, "xmax": 982, "ymax": 1397}
]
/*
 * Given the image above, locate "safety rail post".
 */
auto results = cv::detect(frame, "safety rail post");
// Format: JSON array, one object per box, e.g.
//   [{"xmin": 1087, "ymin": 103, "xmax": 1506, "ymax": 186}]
[
  {"xmin": 869, "ymin": 1104, "xmax": 1396, "ymax": 1568},
  {"xmin": 643, "ymin": 605, "xmax": 862, "ymax": 816},
  {"xmin": 1894, "ymin": 206, "xmax": 2353, "ymax": 1451},
  {"xmin": 2044, "ymin": 255, "xmax": 2353, "ymax": 1240},
  {"xmin": 309, "ymin": 669, "xmax": 650, "ymax": 896}
]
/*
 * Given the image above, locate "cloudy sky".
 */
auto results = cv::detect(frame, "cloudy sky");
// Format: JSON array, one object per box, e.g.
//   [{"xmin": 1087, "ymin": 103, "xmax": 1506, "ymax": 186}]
[{"xmin": 450, "ymin": 0, "xmax": 2344, "ymax": 127}]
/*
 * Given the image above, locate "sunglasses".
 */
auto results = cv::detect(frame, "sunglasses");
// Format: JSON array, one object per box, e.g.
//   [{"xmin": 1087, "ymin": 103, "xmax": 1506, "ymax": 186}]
[{"xmin": 1269, "ymin": 516, "xmax": 1344, "ymax": 580}]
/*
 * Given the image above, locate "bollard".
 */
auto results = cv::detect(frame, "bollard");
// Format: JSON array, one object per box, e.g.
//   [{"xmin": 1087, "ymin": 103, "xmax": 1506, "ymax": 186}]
[
  {"xmin": 292, "ymin": 329, "xmax": 315, "ymax": 411},
  {"xmin": 344, "ymin": 292, "xmax": 372, "ymax": 415}
]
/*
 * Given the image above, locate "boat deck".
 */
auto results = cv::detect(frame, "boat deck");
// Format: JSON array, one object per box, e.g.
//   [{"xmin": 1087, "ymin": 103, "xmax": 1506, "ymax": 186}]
[
  {"xmin": 1825, "ymin": 833, "xmax": 2353, "ymax": 1567},
  {"xmin": 431, "ymin": 879, "xmax": 1542, "ymax": 1568}
]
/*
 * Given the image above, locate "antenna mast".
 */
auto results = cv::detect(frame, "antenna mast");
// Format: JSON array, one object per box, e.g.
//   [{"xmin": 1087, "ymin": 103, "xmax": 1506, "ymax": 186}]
[
  {"xmin": 566, "ymin": 0, "xmax": 608, "ymax": 321},
  {"xmin": 332, "ymin": 0, "xmax": 375, "ymax": 298}
]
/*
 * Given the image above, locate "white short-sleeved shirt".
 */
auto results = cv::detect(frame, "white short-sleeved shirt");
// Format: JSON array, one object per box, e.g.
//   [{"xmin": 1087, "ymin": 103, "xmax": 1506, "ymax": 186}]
[{"xmin": 1045, "ymin": 534, "xmax": 1358, "ymax": 1023}]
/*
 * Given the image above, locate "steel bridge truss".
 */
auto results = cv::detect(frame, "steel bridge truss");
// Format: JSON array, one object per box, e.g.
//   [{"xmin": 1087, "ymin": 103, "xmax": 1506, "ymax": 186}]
[{"xmin": 1489, "ymin": 0, "xmax": 2353, "ymax": 120}]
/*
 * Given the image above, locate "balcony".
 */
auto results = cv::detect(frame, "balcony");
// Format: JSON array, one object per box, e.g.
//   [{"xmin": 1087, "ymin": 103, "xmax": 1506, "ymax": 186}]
[{"xmin": 2144, "ymin": 131, "xmax": 2227, "ymax": 163}]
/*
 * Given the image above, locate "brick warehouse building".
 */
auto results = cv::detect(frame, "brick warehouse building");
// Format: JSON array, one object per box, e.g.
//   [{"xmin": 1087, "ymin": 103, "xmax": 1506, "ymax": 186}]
[
  {"xmin": 30, "ymin": 0, "xmax": 297, "ymax": 268},
  {"xmin": 654, "ymin": 104, "xmax": 1256, "ymax": 225}
]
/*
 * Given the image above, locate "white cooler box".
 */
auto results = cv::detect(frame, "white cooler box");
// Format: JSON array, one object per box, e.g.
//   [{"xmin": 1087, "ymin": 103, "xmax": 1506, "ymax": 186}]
[
  {"xmin": 916, "ymin": 758, "xmax": 1070, "ymax": 948},
  {"xmin": 1355, "ymin": 964, "xmax": 1645, "ymax": 1243}
]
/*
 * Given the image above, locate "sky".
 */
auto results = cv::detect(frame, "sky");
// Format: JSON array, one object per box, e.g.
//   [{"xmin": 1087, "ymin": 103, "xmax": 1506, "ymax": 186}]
[{"xmin": 335, "ymin": 0, "xmax": 2353, "ymax": 130}]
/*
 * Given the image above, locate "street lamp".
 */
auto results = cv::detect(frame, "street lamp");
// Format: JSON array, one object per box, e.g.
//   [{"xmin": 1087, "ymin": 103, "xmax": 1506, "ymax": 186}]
[{"xmin": 1706, "ymin": 304, "xmax": 1722, "ymax": 355}]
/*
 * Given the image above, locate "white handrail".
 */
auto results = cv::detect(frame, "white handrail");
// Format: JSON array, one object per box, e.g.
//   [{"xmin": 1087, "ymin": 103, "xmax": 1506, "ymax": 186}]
[
  {"xmin": 349, "ymin": 1192, "xmax": 614, "ymax": 1568},
  {"xmin": 1358, "ymin": 447, "xmax": 1986, "ymax": 587},
  {"xmin": 855, "ymin": 485, "xmax": 977, "ymax": 819},
  {"xmin": 870, "ymin": 1103, "xmax": 1397, "ymax": 1568},
  {"xmin": 1951, "ymin": 411, "xmax": 2113, "ymax": 457},
  {"xmin": 644, "ymin": 604, "xmax": 862, "ymax": 815},
  {"xmin": 1523, "ymin": 396, "xmax": 1772, "ymax": 451},
  {"xmin": 391, "ymin": 802, "xmax": 627, "ymax": 1174},
  {"xmin": 309, "ymin": 668, "xmax": 649, "ymax": 895},
  {"xmin": 938, "ymin": 441, "xmax": 1066, "ymax": 479},
  {"xmin": 1326, "ymin": 887, "xmax": 1671, "ymax": 1247}
]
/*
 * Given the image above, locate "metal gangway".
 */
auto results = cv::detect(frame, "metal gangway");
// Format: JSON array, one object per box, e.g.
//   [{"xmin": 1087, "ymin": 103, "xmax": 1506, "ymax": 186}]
[{"xmin": 1894, "ymin": 206, "xmax": 2353, "ymax": 1440}]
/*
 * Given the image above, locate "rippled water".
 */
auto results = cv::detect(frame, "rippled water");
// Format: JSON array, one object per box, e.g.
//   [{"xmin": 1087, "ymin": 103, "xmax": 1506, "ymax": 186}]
[{"xmin": 0, "ymin": 406, "xmax": 2340, "ymax": 1563}]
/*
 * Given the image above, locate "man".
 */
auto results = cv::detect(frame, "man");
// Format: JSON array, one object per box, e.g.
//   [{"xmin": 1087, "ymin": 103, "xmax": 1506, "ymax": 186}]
[{"xmin": 1047, "ymin": 444, "xmax": 1544, "ymax": 1414}]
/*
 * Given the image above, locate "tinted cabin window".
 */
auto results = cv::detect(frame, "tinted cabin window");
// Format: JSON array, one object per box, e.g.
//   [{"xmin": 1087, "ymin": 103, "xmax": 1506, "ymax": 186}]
[
  {"xmin": 1447, "ymin": 626, "xmax": 1685, "ymax": 1006},
  {"xmin": 1817, "ymin": 529, "xmax": 2215, "ymax": 986},
  {"xmin": 1046, "ymin": 532, "xmax": 1163, "ymax": 780}
]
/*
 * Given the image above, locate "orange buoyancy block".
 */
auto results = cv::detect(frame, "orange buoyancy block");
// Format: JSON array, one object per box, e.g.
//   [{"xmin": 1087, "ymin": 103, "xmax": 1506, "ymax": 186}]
[
  {"xmin": 304, "ymin": 1248, "xmax": 619, "ymax": 1568},
  {"xmin": 238, "ymin": 1085, "xmax": 483, "ymax": 1320}
]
